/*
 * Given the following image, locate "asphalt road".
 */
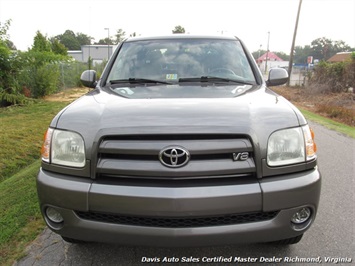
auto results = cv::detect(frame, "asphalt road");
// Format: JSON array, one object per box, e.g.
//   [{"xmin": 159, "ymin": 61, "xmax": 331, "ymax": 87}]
[{"xmin": 15, "ymin": 121, "xmax": 354, "ymax": 266}]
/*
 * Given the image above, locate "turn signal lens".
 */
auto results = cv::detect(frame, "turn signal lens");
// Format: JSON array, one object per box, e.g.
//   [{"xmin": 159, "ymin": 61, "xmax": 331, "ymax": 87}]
[
  {"xmin": 41, "ymin": 128, "xmax": 54, "ymax": 163},
  {"xmin": 303, "ymin": 125, "xmax": 317, "ymax": 160}
]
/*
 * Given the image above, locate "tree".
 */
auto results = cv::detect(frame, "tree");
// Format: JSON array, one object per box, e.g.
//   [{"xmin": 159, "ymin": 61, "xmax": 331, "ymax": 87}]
[
  {"xmin": 172, "ymin": 25, "xmax": 185, "ymax": 34},
  {"xmin": 0, "ymin": 19, "xmax": 11, "ymax": 42},
  {"xmin": 5, "ymin": 40, "xmax": 16, "ymax": 50},
  {"xmin": 293, "ymin": 45, "xmax": 313, "ymax": 64},
  {"xmin": 96, "ymin": 28, "xmax": 126, "ymax": 45},
  {"xmin": 21, "ymin": 31, "xmax": 69, "ymax": 98},
  {"xmin": 0, "ymin": 20, "xmax": 30, "ymax": 105},
  {"xmin": 56, "ymin": 30, "xmax": 80, "ymax": 50},
  {"xmin": 32, "ymin": 31, "xmax": 52, "ymax": 52},
  {"xmin": 51, "ymin": 39, "xmax": 67, "ymax": 55},
  {"xmin": 0, "ymin": 21, "xmax": 15, "ymax": 91},
  {"xmin": 310, "ymin": 37, "xmax": 333, "ymax": 60},
  {"xmin": 114, "ymin": 28, "xmax": 126, "ymax": 44},
  {"xmin": 76, "ymin": 32, "xmax": 93, "ymax": 46},
  {"xmin": 54, "ymin": 30, "xmax": 93, "ymax": 50},
  {"xmin": 311, "ymin": 37, "xmax": 352, "ymax": 61},
  {"xmin": 95, "ymin": 37, "xmax": 114, "ymax": 45},
  {"xmin": 0, "ymin": 20, "xmax": 16, "ymax": 50}
]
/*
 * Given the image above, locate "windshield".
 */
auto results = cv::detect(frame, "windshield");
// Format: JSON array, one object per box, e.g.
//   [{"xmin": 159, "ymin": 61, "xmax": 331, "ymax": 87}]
[{"xmin": 106, "ymin": 38, "xmax": 257, "ymax": 98}]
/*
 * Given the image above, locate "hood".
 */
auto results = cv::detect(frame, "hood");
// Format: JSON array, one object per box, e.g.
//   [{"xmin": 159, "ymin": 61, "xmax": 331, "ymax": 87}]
[{"xmin": 54, "ymin": 85, "xmax": 304, "ymax": 152}]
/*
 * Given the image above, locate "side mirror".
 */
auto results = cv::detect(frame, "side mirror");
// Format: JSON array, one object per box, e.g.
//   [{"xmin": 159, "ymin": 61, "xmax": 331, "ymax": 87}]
[
  {"xmin": 80, "ymin": 70, "xmax": 97, "ymax": 88},
  {"xmin": 266, "ymin": 68, "xmax": 289, "ymax": 86}
]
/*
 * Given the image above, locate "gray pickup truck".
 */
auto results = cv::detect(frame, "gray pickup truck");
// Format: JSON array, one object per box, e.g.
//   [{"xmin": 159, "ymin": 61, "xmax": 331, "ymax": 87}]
[{"xmin": 37, "ymin": 35, "xmax": 321, "ymax": 246}]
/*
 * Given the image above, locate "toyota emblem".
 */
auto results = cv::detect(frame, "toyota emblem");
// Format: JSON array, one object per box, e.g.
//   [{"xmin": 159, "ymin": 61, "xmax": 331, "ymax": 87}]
[{"xmin": 159, "ymin": 147, "xmax": 190, "ymax": 168}]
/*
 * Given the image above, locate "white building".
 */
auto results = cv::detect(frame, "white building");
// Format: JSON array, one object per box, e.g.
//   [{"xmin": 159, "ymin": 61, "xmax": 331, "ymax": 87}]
[{"xmin": 68, "ymin": 45, "xmax": 116, "ymax": 64}]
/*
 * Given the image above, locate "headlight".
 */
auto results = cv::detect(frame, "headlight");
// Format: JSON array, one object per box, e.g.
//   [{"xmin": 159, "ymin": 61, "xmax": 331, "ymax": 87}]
[
  {"xmin": 267, "ymin": 125, "xmax": 316, "ymax": 167},
  {"xmin": 41, "ymin": 128, "xmax": 86, "ymax": 167}
]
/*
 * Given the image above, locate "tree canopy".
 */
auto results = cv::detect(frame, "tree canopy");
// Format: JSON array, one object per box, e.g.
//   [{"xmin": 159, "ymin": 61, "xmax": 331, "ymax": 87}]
[
  {"xmin": 0, "ymin": 19, "xmax": 16, "ymax": 50},
  {"xmin": 172, "ymin": 25, "xmax": 185, "ymax": 34},
  {"xmin": 95, "ymin": 28, "xmax": 126, "ymax": 45},
  {"xmin": 32, "ymin": 31, "xmax": 51, "ymax": 52},
  {"xmin": 310, "ymin": 37, "xmax": 352, "ymax": 61},
  {"xmin": 51, "ymin": 39, "xmax": 67, "ymax": 55},
  {"xmin": 54, "ymin": 30, "xmax": 93, "ymax": 50},
  {"xmin": 114, "ymin": 28, "xmax": 126, "ymax": 43}
]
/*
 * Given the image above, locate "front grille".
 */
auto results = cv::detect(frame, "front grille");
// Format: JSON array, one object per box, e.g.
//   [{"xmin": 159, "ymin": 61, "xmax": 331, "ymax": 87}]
[
  {"xmin": 95, "ymin": 134, "xmax": 255, "ymax": 181},
  {"xmin": 75, "ymin": 211, "xmax": 278, "ymax": 228}
]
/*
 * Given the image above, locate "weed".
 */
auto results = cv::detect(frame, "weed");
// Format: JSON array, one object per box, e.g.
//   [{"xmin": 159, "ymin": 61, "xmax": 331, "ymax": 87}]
[
  {"xmin": 272, "ymin": 86, "xmax": 354, "ymax": 128},
  {"xmin": 317, "ymin": 105, "xmax": 354, "ymax": 125}
]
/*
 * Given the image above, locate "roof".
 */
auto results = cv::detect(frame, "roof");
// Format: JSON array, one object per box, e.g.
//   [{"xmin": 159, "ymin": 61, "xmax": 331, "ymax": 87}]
[
  {"xmin": 257, "ymin": 52, "xmax": 284, "ymax": 62},
  {"xmin": 327, "ymin": 52, "xmax": 352, "ymax": 62}
]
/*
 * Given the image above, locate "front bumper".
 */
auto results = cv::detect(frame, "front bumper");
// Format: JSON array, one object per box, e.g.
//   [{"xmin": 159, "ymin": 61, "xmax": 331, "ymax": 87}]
[{"xmin": 37, "ymin": 168, "xmax": 321, "ymax": 246}]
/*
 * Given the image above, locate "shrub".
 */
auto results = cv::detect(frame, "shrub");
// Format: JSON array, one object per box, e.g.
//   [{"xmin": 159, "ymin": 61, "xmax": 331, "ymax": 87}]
[
  {"xmin": 29, "ymin": 64, "xmax": 60, "ymax": 97},
  {"xmin": 0, "ymin": 89, "xmax": 32, "ymax": 107},
  {"xmin": 0, "ymin": 40, "xmax": 27, "ymax": 106},
  {"xmin": 309, "ymin": 57, "xmax": 355, "ymax": 93}
]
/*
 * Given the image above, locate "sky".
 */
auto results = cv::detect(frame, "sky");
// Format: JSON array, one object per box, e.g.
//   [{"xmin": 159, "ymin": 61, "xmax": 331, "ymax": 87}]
[{"xmin": 0, "ymin": 0, "xmax": 354, "ymax": 54}]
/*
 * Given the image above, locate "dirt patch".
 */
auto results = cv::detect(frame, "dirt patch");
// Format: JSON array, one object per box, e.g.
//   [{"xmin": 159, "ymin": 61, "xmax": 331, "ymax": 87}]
[
  {"xmin": 272, "ymin": 86, "xmax": 354, "ymax": 126},
  {"xmin": 44, "ymin": 88, "xmax": 90, "ymax": 102}
]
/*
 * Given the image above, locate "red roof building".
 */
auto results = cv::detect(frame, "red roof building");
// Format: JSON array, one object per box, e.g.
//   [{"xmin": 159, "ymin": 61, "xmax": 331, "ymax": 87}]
[{"xmin": 256, "ymin": 52, "xmax": 283, "ymax": 63}]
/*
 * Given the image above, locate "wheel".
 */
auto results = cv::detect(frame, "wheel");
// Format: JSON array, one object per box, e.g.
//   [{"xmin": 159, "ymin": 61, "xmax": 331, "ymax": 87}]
[
  {"xmin": 269, "ymin": 234, "xmax": 303, "ymax": 245},
  {"xmin": 61, "ymin": 236, "xmax": 87, "ymax": 244}
]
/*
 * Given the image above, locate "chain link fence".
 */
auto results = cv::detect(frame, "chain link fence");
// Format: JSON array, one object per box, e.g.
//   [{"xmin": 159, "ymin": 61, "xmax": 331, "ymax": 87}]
[
  {"xmin": 58, "ymin": 61, "xmax": 106, "ymax": 90},
  {"xmin": 289, "ymin": 67, "xmax": 312, "ymax": 87}
]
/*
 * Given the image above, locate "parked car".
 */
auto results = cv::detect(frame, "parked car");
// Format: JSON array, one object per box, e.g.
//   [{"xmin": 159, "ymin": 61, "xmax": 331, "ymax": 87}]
[{"xmin": 37, "ymin": 35, "xmax": 321, "ymax": 246}]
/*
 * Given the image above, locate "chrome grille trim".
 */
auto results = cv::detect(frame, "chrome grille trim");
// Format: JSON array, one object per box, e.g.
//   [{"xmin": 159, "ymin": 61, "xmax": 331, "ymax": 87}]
[{"xmin": 96, "ymin": 135, "xmax": 255, "ymax": 180}]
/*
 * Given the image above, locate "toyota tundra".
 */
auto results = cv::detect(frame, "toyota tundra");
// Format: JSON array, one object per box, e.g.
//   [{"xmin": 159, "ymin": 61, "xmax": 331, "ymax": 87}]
[{"xmin": 37, "ymin": 35, "xmax": 321, "ymax": 246}]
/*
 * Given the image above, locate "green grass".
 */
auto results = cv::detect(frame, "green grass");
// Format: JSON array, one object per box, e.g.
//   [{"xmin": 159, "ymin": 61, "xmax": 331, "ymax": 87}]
[
  {"xmin": 0, "ymin": 101, "xmax": 68, "ymax": 265},
  {"xmin": 0, "ymin": 160, "xmax": 45, "ymax": 265},
  {"xmin": 299, "ymin": 108, "xmax": 355, "ymax": 139},
  {"xmin": 0, "ymin": 101, "xmax": 68, "ymax": 182}
]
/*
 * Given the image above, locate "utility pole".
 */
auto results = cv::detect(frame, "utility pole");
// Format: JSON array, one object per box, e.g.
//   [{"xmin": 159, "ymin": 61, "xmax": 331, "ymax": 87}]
[
  {"xmin": 287, "ymin": 0, "xmax": 303, "ymax": 86},
  {"xmin": 104, "ymin": 28, "xmax": 110, "ymax": 61},
  {"xmin": 265, "ymin": 31, "xmax": 270, "ymax": 74},
  {"xmin": 258, "ymin": 44, "xmax": 262, "ymax": 67}
]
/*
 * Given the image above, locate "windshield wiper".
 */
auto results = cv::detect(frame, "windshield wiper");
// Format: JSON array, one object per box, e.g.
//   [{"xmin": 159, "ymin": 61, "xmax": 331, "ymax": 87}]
[
  {"xmin": 109, "ymin": 78, "xmax": 172, "ymax": 85},
  {"xmin": 179, "ymin": 76, "xmax": 254, "ymax": 85}
]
